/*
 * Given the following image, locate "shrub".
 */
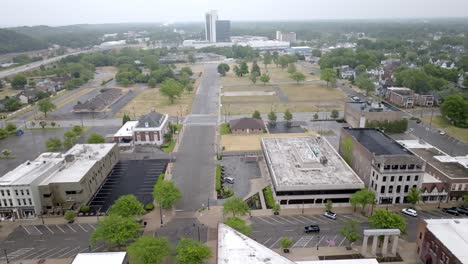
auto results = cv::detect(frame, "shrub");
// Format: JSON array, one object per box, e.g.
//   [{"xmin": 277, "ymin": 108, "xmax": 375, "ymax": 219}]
[
  {"xmin": 280, "ymin": 237, "xmax": 293, "ymax": 249},
  {"xmin": 216, "ymin": 165, "xmax": 222, "ymax": 192},
  {"xmin": 64, "ymin": 210, "xmax": 76, "ymax": 222},
  {"xmin": 272, "ymin": 203, "xmax": 281, "ymax": 213},
  {"xmin": 5, "ymin": 123, "xmax": 17, "ymax": 133},
  {"xmin": 220, "ymin": 187, "xmax": 234, "ymax": 198},
  {"xmin": 366, "ymin": 119, "xmax": 408, "ymax": 134},
  {"xmin": 79, "ymin": 205, "xmax": 91, "ymax": 213},
  {"xmin": 263, "ymin": 186, "xmax": 275, "ymax": 209},
  {"xmin": 145, "ymin": 203, "xmax": 155, "ymax": 211}
]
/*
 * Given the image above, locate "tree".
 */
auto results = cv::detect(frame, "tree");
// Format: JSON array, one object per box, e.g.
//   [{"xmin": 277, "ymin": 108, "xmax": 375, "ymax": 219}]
[
  {"xmin": 251, "ymin": 61, "xmax": 261, "ymax": 76},
  {"xmin": 249, "ymin": 72, "xmax": 259, "ymax": 84},
  {"xmin": 272, "ymin": 203, "xmax": 281, "ymax": 214},
  {"xmin": 279, "ymin": 56, "xmax": 289, "ymax": 69},
  {"xmin": 263, "ymin": 51, "xmax": 272, "ymax": 68},
  {"xmin": 5, "ymin": 123, "xmax": 17, "ymax": 133},
  {"xmin": 312, "ymin": 49, "xmax": 322, "ymax": 58},
  {"xmin": 407, "ymin": 187, "xmax": 422, "ymax": 206},
  {"xmin": 160, "ymin": 78, "xmax": 183, "ymax": 104},
  {"xmin": 233, "ymin": 65, "xmax": 242, "ymax": 77},
  {"xmin": 63, "ymin": 130, "xmax": 78, "ymax": 149},
  {"xmin": 339, "ymin": 221, "xmax": 360, "ymax": 246},
  {"xmin": 0, "ymin": 129, "xmax": 8, "ymax": 140},
  {"xmin": 370, "ymin": 209, "xmax": 407, "ymax": 233},
  {"xmin": 148, "ymin": 78, "xmax": 157, "ymax": 88},
  {"xmin": 176, "ymin": 238, "xmax": 212, "ymax": 264},
  {"xmin": 87, "ymin": 133, "xmax": 105, "ymax": 144},
  {"xmin": 350, "ymin": 189, "xmax": 376, "ymax": 215},
  {"xmin": 355, "ymin": 64, "xmax": 367, "ymax": 75},
  {"xmin": 225, "ymin": 217, "xmax": 252, "ymax": 235},
  {"xmin": 321, "ymin": 68, "xmax": 337, "ymax": 88},
  {"xmin": 457, "ymin": 55, "xmax": 468, "ymax": 72},
  {"xmin": 280, "ymin": 237, "xmax": 293, "ymax": 250},
  {"xmin": 252, "ymin": 110, "xmax": 261, "ymax": 120},
  {"xmin": 290, "ymin": 72, "xmax": 305, "ymax": 84},
  {"xmin": 45, "ymin": 137, "xmax": 62, "ymax": 152},
  {"xmin": 223, "ymin": 196, "xmax": 250, "ymax": 217},
  {"xmin": 355, "ymin": 74, "xmax": 374, "ymax": 96},
  {"xmin": 91, "ymin": 215, "xmax": 140, "ymax": 248},
  {"xmin": 440, "ymin": 94, "xmax": 468, "ymax": 127},
  {"xmin": 239, "ymin": 62, "xmax": 249, "ymax": 76},
  {"xmin": 128, "ymin": 236, "xmax": 171, "ymax": 264},
  {"xmin": 180, "ymin": 66, "xmax": 193, "ymax": 76},
  {"xmin": 4, "ymin": 98, "xmax": 21, "ymax": 112},
  {"xmin": 284, "ymin": 109, "xmax": 293, "ymax": 126},
  {"xmin": 268, "ymin": 111, "xmax": 277, "ymax": 125},
  {"xmin": 272, "ymin": 51, "xmax": 280, "ymax": 67},
  {"xmin": 2, "ymin": 149, "xmax": 12, "ymax": 157},
  {"xmin": 259, "ymin": 73, "xmax": 270, "ymax": 85},
  {"xmin": 325, "ymin": 200, "xmax": 333, "ymax": 211},
  {"xmin": 37, "ymin": 99, "xmax": 56, "ymax": 117},
  {"xmin": 11, "ymin": 74, "xmax": 27, "ymax": 89},
  {"xmin": 39, "ymin": 121, "xmax": 47, "ymax": 129},
  {"xmin": 122, "ymin": 114, "xmax": 131, "ymax": 125},
  {"xmin": 64, "ymin": 210, "xmax": 75, "ymax": 223},
  {"xmin": 153, "ymin": 180, "xmax": 182, "ymax": 209},
  {"xmin": 287, "ymin": 63, "xmax": 297, "ymax": 74},
  {"xmin": 217, "ymin": 63, "xmax": 230, "ymax": 76},
  {"xmin": 330, "ymin": 109, "xmax": 340, "ymax": 119},
  {"xmin": 187, "ymin": 53, "xmax": 196, "ymax": 64},
  {"xmin": 108, "ymin": 195, "xmax": 145, "ymax": 218}
]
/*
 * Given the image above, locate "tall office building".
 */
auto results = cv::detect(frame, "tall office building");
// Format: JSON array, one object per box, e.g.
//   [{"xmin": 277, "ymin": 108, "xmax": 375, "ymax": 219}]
[
  {"xmin": 205, "ymin": 10, "xmax": 218, "ymax": 42},
  {"xmin": 215, "ymin": 20, "xmax": 231, "ymax": 42}
]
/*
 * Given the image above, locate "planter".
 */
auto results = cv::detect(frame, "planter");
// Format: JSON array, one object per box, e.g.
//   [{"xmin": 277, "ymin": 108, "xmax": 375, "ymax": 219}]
[
  {"xmin": 283, "ymin": 248, "xmax": 290, "ymax": 253},
  {"xmin": 68, "ymin": 220, "xmax": 75, "ymax": 224},
  {"xmin": 274, "ymin": 212, "xmax": 279, "ymax": 215}
]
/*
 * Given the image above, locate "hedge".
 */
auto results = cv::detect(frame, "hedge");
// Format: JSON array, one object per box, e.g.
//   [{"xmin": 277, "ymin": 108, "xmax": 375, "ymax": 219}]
[
  {"xmin": 263, "ymin": 186, "xmax": 275, "ymax": 209},
  {"xmin": 366, "ymin": 119, "xmax": 408, "ymax": 134},
  {"xmin": 216, "ymin": 165, "xmax": 222, "ymax": 192},
  {"xmin": 155, "ymin": 173, "xmax": 165, "ymax": 188}
]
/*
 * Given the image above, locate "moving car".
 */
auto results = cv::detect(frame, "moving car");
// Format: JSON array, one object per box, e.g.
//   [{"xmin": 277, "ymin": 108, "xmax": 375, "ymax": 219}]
[
  {"xmin": 324, "ymin": 211, "xmax": 337, "ymax": 220},
  {"xmin": 442, "ymin": 207, "xmax": 459, "ymax": 216},
  {"xmin": 401, "ymin": 208, "xmax": 418, "ymax": 217},
  {"xmin": 222, "ymin": 177, "xmax": 235, "ymax": 184},
  {"xmin": 304, "ymin": 225, "xmax": 320, "ymax": 233}
]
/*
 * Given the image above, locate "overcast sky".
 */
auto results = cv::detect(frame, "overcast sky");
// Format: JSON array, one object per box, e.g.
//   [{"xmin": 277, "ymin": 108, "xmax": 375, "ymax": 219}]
[{"xmin": 2, "ymin": 0, "xmax": 468, "ymax": 27}]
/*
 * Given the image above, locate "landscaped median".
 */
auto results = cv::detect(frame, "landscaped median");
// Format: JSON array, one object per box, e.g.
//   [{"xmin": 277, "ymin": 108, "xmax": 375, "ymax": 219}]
[{"xmin": 215, "ymin": 164, "xmax": 234, "ymax": 199}]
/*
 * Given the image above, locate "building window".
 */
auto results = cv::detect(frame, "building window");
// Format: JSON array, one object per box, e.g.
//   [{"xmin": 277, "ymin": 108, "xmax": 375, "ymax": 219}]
[
  {"xmin": 43, "ymin": 194, "xmax": 52, "ymax": 198},
  {"xmin": 408, "ymin": 164, "xmax": 415, "ymax": 170},
  {"xmin": 15, "ymin": 190, "xmax": 18, "ymax": 196},
  {"xmin": 371, "ymin": 180, "xmax": 374, "ymax": 187},
  {"xmin": 419, "ymin": 232, "xmax": 422, "ymax": 239},
  {"xmin": 23, "ymin": 199, "xmax": 26, "ymax": 205},
  {"xmin": 396, "ymin": 186, "xmax": 401, "ymax": 193},
  {"xmin": 391, "ymin": 176, "xmax": 395, "ymax": 182},
  {"xmin": 412, "ymin": 185, "xmax": 417, "ymax": 189},
  {"xmin": 376, "ymin": 174, "xmax": 378, "ymax": 180},
  {"xmin": 377, "ymin": 163, "xmax": 381, "ymax": 168},
  {"xmin": 0, "ymin": 190, "xmax": 4, "ymax": 196},
  {"xmin": 6, "ymin": 190, "xmax": 10, "ymax": 196},
  {"xmin": 389, "ymin": 186, "xmax": 394, "ymax": 193},
  {"xmin": 407, "ymin": 175, "xmax": 411, "ymax": 181},
  {"xmin": 17, "ymin": 199, "xmax": 21, "ymax": 206},
  {"xmin": 414, "ymin": 175, "xmax": 419, "ymax": 182},
  {"xmin": 8, "ymin": 199, "xmax": 13, "ymax": 206},
  {"xmin": 384, "ymin": 165, "xmax": 390, "ymax": 171},
  {"xmin": 398, "ymin": 176, "xmax": 403, "ymax": 182},
  {"xmin": 372, "ymin": 171, "xmax": 375, "ymax": 176},
  {"xmin": 404, "ymin": 185, "xmax": 409, "ymax": 193},
  {"xmin": 26, "ymin": 190, "xmax": 30, "ymax": 196},
  {"xmin": 28, "ymin": 199, "xmax": 32, "ymax": 205},
  {"xmin": 400, "ymin": 165, "xmax": 407, "ymax": 170},
  {"xmin": 391, "ymin": 165, "xmax": 398, "ymax": 170},
  {"xmin": 20, "ymin": 190, "xmax": 24, "ymax": 196},
  {"xmin": 416, "ymin": 164, "xmax": 422, "ymax": 170},
  {"xmin": 383, "ymin": 176, "xmax": 387, "ymax": 182},
  {"xmin": 380, "ymin": 186, "xmax": 385, "ymax": 194}
]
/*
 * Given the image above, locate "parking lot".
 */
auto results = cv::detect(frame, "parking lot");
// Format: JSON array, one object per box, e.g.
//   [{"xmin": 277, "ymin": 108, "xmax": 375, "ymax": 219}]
[
  {"xmin": 0, "ymin": 223, "xmax": 106, "ymax": 261},
  {"xmin": 88, "ymin": 159, "xmax": 168, "ymax": 212},
  {"xmin": 219, "ymin": 156, "xmax": 262, "ymax": 200}
]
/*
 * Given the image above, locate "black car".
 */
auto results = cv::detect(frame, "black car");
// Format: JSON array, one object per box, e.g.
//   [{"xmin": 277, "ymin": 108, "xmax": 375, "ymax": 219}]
[
  {"xmin": 304, "ymin": 225, "xmax": 320, "ymax": 233},
  {"xmin": 455, "ymin": 207, "xmax": 468, "ymax": 215},
  {"xmin": 442, "ymin": 207, "xmax": 460, "ymax": 216}
]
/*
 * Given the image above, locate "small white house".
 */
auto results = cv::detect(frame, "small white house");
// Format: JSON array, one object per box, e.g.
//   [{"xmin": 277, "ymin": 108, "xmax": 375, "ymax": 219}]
[{"xmin": 113, "ymin": 110, "xmax": 169, "ymax": 146}]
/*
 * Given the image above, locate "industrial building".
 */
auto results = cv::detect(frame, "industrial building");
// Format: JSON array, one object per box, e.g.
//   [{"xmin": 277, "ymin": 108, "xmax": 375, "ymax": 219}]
[
  {"xmin": 344, "ymin": 101, "xmax": 403, "ymax": 128},
  {"xmin": 261, "ymin": 137, "xmax": 364, "ymax": 206},
  {"xmin": 0, "ymin": 144, "xmax": 119, "ymax": 219},
  {"xmin": 340, "ymin": 128, "xmax": 425, "ymax": 204}
]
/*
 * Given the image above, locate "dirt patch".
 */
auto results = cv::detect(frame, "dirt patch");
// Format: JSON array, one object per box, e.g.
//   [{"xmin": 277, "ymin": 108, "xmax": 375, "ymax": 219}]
[{"xmin": 221, "ymin": 132, "xmax": 317, "ymax": 152}]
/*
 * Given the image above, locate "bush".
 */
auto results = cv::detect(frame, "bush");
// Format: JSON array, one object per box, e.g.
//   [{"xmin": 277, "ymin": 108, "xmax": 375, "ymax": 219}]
[
  {"xmin": 220, "ymin": 123, "xmax": 231, "ymax": 135},
  {"xmin": 220, "ymin": 187, "xmax": 234, "ymax": 199},
  {"xmin": 5, "ymin": 123, "xmax": 17, "ymax": 133},
  {"xmin": 263, "ymin": 186, "xmax": 275, "ymax": 209},
  {"xmin": 145, "ymin": 203, "xmax": 155, "ymax": 211},
  {"xmin": 280, "ymin": 237, "xmax": 293, "ymax": 249},
  {"xmin": 272, "ymin": 203, "xmax": 281, "ymax": 213},
  {"xmin": 79, "ymin": 205, "xmax": 91, "ymax": 213},
  {"xmin": 366, "ymin": 119, "xmax": 408, "ymax": 134},
  {"xmin": 216, "ymin": 165, "xmax": 222, "ymax": 192},
  {"xmin": 64, "ymin": 210, "xmax": 76, "ymax": 222}
]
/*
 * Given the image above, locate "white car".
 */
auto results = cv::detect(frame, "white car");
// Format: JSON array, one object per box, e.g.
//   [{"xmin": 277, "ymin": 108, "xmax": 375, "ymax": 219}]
[
  {"xmin": 402, "ymin": 208, "xmax": 418, "ymax": 217},
  {"xmin": 439, "ymin": 130, "xmax": 446, "ymax": 135},
  {"xmin": 324, "ymin": 211, "xmax": 337, "ymax": 220}
]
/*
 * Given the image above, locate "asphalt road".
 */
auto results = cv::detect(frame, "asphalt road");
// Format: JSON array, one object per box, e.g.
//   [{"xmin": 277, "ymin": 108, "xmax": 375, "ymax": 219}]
[{"xmin": 171, "ymin": 64, "xmax": 220, "ymax": 211}]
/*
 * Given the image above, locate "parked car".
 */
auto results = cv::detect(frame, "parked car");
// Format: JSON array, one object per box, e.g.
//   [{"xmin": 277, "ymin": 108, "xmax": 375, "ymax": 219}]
[
  {"xmin": 324, "ymin": 211, "xmax": 337, "ymax": 220},
  {"xmin": 222, "ymin": 177, "xmax": 235, "ymax": 184},
  {"xmin": 416, "ymin": 119, "xmax": 422, "ymax": 124},
  {"xmin": 439, "ymin": 130, "xmax": 446, "ymax": 135},
  {"xmin": 455, "ymin": 207, "xmax": 468, "ymax": 215},
  {"xmin": 304, "ymin": 225, "xmax": 320, "ymax": 233},
  {"xmin": 442, "ymin": 207, "xmax": 459, "ymax": 216},
  {"xmin": 401, "ymin": 208, "xmax": 418, "ymax": 217}
]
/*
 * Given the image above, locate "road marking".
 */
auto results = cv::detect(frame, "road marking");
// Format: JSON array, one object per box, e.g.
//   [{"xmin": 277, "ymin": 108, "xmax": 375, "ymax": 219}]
[
  {"xmin": 33, "ymin": 248, "xmax": 57, "ymax": 259},
  {"xmin": 56, "ymin": 224, "xmax": 66, "ymax": 233},
  {"xmin": 67, "ymin": 224, "xmax": 77, "ymax": 232},
  {"xmin": 262, "ymin": 237, "xmax": 272, "ymax": 245},
  {"xmin": 77, "ymin": 224, "xmax": 88, "ymax": 232},
  {"xmin": 304, "ymin": 215, "xmax": 326, "ymax": 223},
  {"xmin": 277, "ymin": 216, "xmax": 297, "ymax": 224},
  {"xmin": 338, "ymin": 237, "xmax": 347, "ymax": 247},
  {"xmin": 341, "ymin": 215, "xmax": 358, "ymax": 221},
  {"xmin": 293, "ymin": 236, "xmax": 314, "ymax": 248},
  {"xmin": 297, "ymin": 215, "xmax": 315, "ymax": 223},
  {"xmin": 92, "ymin": 244, "xmax": 107, "ymax": 252},
  {"xmin": 264, "ymin": 216, "xmax": 284, "ymax": 225},
  {"xmin": 45, "ymin": 225, "xmax": 54, "ymax": 234},
  {"xmin": 20, "ymin": 248, "xmax": 47, "ymax": 260},
  {"xmin": 57, "ymin": 246, "xmax": 81, "ymax": 258},
  {"xmin": 46, "ymin": 247, "xmax": 70, "ymax": 258},
  {"xmin": 269, "ymin": 237, "xmax": 283, "ymax": 248},
  {"xmin": 289, "ymin": 216, "xmax": 305, "ymax": 224},
  {"xmin": 22, "ymin": 225, "xmax": 31, "ymax": 235},
  {"xmin": 284, "ymin": 229, "xmax": 295, "ymax": 232},
  {"xmin": 315, "ymin": 236, "xmax": 325, "ymax": 247},
  {"xmin": 3, "ymin": 248, "xmax": 34, "ymax": 259}
]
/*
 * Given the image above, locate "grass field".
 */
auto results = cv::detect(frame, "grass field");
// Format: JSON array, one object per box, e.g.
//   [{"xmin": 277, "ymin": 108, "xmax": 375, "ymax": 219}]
[
  {"xmin": 281, "ymin": 82, "xmax": 346, "ymax": 101},
  {"xmin": 221, "ymin": 132, "xmax": 318, "ymax": 152},
  {"xmin": 422, "ymin": 116, "xmax": 468, "ymax": 143},
  {"xmin": 222, "ymin": 84, "xmax": 275, "ymax": 92},
  {"xmin": 222, "ymin": 95, "xmax": 278, "ymax": 104}
]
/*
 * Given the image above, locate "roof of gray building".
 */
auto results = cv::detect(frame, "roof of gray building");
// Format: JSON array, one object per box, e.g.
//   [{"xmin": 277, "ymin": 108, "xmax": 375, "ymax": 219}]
[
  {"xmin": 229, "ymin": 117, "xmax": 265, "ymax": 130},
  {"xmin": 344, "ymin": 128, "xmax": 412, "ymax": 156},
  {"xmin": 346, "ymin": 101, "xmax": 400, "ymax": 113},
  {"xmin": 136, "ymin": 111, "xmax": 165, "ymax": 128}
]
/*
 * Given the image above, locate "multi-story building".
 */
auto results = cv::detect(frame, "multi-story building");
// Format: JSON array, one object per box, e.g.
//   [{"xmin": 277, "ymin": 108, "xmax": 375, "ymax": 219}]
[
  {"xmin": 113, "ymin": 110, "xmax": 169, "ymax": 146},
  {"xmin": 339, "ymin": 128, "xmax": 425, "ymax": 204},
  {"xmin": 416, "ymin": 219, "xmax": 468, "ymax": 264},
  {"xmin": 215, "ymin": 20, "xmax": 231, "ymax": 42},
  {"xmin": 261, "ymin": 137, "xmax": 364, "ymax": 207},
  {"xmin": 344, "ymin": 101, "xmax": 404, "ymax": 128},
  {"xmin": 398, "ymin": 140, "xmax": 468, "ymax": 202},
  {"xmin": 385, "ymin": 87, "xmax": 414, "ymax": 108},
  {"xmin": 0, "ymin": 144, "xmax": 119, "ymax": 219},
  {"xmin": 205, "ymin": 10, "xmax": 218, "ymax": 42},
  {"xmin": 275, "ymin": 31, "xmax": 297, "ymax": 43}
]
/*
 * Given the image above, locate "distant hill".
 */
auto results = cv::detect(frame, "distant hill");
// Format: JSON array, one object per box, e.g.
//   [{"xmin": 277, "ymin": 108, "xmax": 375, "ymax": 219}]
[{"xmin": 0, "ymin": 28, "xmax": 48, "ymax": 55}]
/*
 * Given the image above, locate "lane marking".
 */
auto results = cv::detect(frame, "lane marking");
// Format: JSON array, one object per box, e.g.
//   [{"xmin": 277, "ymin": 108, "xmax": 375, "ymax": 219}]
[
  {"xmin": 262, "ymin": 237, "xmax": 272, "ymax": 245},
  {"xmin": 77, "ymin": 224, "xmax": 88, "ymax": 232},
  {"xmin": 289, "ymin": 216, "xmax": 305, "ymax": 224},
  {"xmin": 56, "ymin": 225, "xmax": 66, "ymax": 233},
  {"xmin": 45, "ymin": 225, "xmax": 54, "ymax": 234},
  {"xmin": 277, "ymin": 216, "xmax": 297, "ymax": 224},
  {"xmin": 46, "ymin": 247, "xmax": 70, "ymax": 258},
  {"xmin": 21, "ymin": 225, "xmax": 31, "ymax": 235},
  {"xmin": 304, "ymin": 215, "xmax": 326, "ymax": 223},
  {"xmin": 88, "ymin": 224, "xmax": 96, "ymax": 230},
  {"xmin": 265, "ymin": 216, "xmax": 284, "ymax": 225},
  {"xmin": 20, "ymin": 248, "xmax": 47, "ymax": 260},
  {"xmin": 33, "ymin": 226, "xmax": 42, "ymax": 235},
  {"xmin": 269, "ymin": 237, "xmax": 282, "ymax": 248},
  {"xmin": 67, "ymin": 224, "xmax": 77, "ymax": 232},
  {"xmin": 297, "ymin": 215, "xmax": 315, "ymax": 223},
  {"xmin": 92, "ymin": 244, "xmax": 107, "ymax": 252},
  {"xmin": 315, "ymin": 236, "xmax": 325, "ymax": 247},
  {"xmin": 57, "ymin": 246, "xmax": 81, "ymax": 258},
  {"xmin": 32, "ymin": 248, "xmax": 57, "ymax": 259},
  {"xmin": 339, "ymin": 237, "xmax": 347, "ymax": 247}
]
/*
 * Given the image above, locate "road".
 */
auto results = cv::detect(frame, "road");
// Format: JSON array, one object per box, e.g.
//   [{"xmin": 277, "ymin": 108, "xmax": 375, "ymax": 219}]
[{"xmin": 171, "ymin": 64, "xmax": 220, "ymax": 211}]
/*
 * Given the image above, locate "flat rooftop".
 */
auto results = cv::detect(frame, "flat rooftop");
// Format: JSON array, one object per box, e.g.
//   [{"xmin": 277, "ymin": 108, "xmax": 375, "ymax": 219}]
[
  {"xmin": 297, "ymin": 260, "xmax": 378, "ymax": 264},
  {"xmin": 72, "ymin": 252, "xmax": 127, "ymax": 264},
  {"xmin": 262, "ymin": 137, "xmax": 364, "ymax": 191},
  {"xmin": 398, "ymin": 140, "xmax": 468, "ymax": 179},
  {"xmin": 40, "ymin": 144, "xmax": 116, "ymax": 185},
  {"xmin": 344, "ymin": 128, "xmax": 412, "ymax": 156},
  {"xmin": 114, "ymin": 121, "xmax": 137, "ymax": 138},
  {"xmin": 346, "ymin": 101, "xmax": 400, "ymax": 113},
  {"xmin": 425, "ymin": 219, "xmax": 468, "ymax": 263}
]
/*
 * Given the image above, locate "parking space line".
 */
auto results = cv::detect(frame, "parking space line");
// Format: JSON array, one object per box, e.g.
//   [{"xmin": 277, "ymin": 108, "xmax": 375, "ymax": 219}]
[
  {"xmin": 5, "ymin": 248, "xmax": 34, "ymax": 260},
  {"xmin": 304, "ymin": 215, "xmax": 326, "ymax": 223},
  {"xmin": 67, "ymin": 224, "xmax": 77, "ymax": 232},
  {"xmin": 289, "ymin": 216, "xmax": 305, "ymax": 224},
  {"xmin": 262, "ymin": 237, "xmax": 272, "ymax": 245},
  {"xmin": 296, "ymin": 215, "xmax": 314, "ymax": 223},
  {"xmin": 33, "ymin": 248, "xmax": 57, "ymax": 259},
  {"xmin": 77, "ymin": 224, "xmax": 88, "ymax": 232},
  {"xmin": 55, "ymin": 225, "xmax": 65, "ymax": 233},
  {"xmin": 88, "ymin": 223, "xmax": 96, "ymax": 230},
  {"xmin": 45, "ymin": 225, "xmax": 54, "ymax": 234},
  {"xmin": 277, "ymin": 216, "xmax": 297, "ymax": 224},
  {"xmin": 21, "ymin": 225, "xmax": 31, "ymax": 235},
  {"xmin": 341, "ymin": 215, "xmax": 359, "ymax": 221},
  {"xmin": 269, "ymin": 237, "xmax": 282, "ymax": 248},
  {"xmin": 46, "ymin": 247, "xmax": 70, "ymax": 258},
  {"xmin": 255, "ymin": 217, "xmax": 275, "ymax": 225},
  {"xmin": 338, "ymin": 237, "xmax": 346, "ymax": 247},
  {"xmin": 20, "ymin": 248, "xmax": 47, "ymax": 259},
  {"xmin": 57, "ymin": 246, "xmax": 81, "ymax": 258},
  {"xmin": 315, "ymin": 236, "xmax": 325, "ymax": 247},
  {"xmin": 92, "ymin": 244, "xmax": 107, "ymax": 252},
  {"xmin": 265, "ymin": 216, "xmax": 284, "ymax": 225}
]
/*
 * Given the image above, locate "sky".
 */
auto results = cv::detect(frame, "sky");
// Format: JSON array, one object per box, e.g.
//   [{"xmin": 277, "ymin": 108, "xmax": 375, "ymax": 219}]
[{"xmin": 2, "ymin": 0, "xmax": 468, "ymax": 27}]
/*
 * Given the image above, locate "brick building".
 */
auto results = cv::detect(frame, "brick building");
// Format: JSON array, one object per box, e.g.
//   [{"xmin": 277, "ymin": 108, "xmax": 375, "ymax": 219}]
[
  {"xmin": 344, "ymin": 101, "xmax": 403, "ymax": 128},
  {"xmin": 229, "ymin": 117, "xmax": 265, "ymax": 134}
]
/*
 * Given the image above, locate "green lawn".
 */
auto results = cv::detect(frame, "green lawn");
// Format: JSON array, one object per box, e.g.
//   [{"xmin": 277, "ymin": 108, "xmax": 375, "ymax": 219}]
[
  {"xmin": 422, "ymin": 116, "xmax": 468, "ymax": 143},
  {"xmin": 220, "ymin": 123, "xmax": 231, "ymax": 135},
  {"xmin": 161, "ymin": 140, "xmax": 176, "ymax": 153}
]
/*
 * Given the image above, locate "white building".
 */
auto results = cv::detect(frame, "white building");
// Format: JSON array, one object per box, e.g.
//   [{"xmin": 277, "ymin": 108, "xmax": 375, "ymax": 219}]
[
  {"xmin": 276, "ymin": 31, "xmax": 297, "ymax": 43},
  {"xmin": 113, "ymin": 111, "xmax": 169, "ymax": 146},
  {"xmin": 72, "ymin": 252, "xmax": 128, "ymax": 264},
  {"xmin": 205, "ymin": 10, "xmax": 218, "ymax": 42}
]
